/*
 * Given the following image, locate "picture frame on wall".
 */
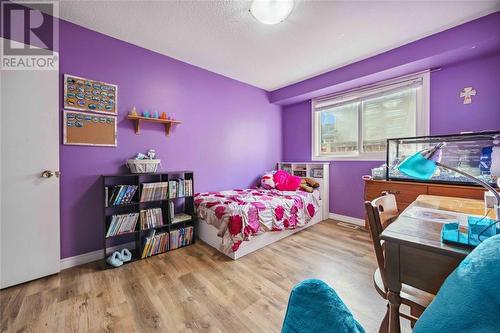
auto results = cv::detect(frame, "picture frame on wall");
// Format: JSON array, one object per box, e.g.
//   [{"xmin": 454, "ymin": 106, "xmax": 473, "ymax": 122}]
[{"xmin": 63, "ymin": 74, "xmax": 118, "ymax": 115}]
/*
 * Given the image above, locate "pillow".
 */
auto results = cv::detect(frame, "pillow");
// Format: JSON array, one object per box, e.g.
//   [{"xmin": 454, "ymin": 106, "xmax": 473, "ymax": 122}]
[
  {"xmin": 261, "ymin": 172, "xmax": 276, "ymax": 189},
  {"xmin": 273, "ymin": 170, "xmax": 301, "ymax": 191}
]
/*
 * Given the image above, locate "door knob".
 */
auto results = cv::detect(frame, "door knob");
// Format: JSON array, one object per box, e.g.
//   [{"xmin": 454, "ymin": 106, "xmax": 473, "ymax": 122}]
[{"xmin": 41, "ymin": 170, "xmax": 60, "ymax": 178}]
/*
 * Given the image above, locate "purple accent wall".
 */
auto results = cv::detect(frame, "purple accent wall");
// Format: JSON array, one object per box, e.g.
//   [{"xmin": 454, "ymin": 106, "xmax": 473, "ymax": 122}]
[
  {"xmin": 282, "ymin": 53, "xmax": 500, "ymax": 219},
  {"xmin": 270, "ymin": 11, "xmax": 500, "ymax": 105},
  {"xmin": 280, "ymin": 12, "xmax": 500, "ymax": 220},
  {"xmin": 59, "ymin": 21, "xmax": 281, "ymax": 258},
  {"xmin": 431, "ymin": 54, "xmax": 500, "ymax": 134}
]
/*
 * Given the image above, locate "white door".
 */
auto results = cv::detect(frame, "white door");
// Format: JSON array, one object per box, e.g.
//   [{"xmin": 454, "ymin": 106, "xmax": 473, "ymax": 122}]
[{"xmin": 1, "ymin": 46, "xmax": 60, "ymax": 288}]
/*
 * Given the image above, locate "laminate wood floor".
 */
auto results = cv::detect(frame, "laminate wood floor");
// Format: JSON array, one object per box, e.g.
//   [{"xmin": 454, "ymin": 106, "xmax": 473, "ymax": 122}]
[{"xmin": 1, "ymin": 220, "xmax": 411, "ymax": 333}]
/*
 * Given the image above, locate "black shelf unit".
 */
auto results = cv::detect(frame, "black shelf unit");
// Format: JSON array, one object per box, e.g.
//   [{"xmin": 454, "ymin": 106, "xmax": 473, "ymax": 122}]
[{"xmin": 102, "ymin": 171, "xmax": 195, "ymax": 268}]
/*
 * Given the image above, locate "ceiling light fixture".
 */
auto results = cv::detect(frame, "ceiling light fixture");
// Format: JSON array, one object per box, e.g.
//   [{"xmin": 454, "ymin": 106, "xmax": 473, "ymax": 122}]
[{"xmin": 250, "ymin": 0, "xmax": 294, "ymax": 25}]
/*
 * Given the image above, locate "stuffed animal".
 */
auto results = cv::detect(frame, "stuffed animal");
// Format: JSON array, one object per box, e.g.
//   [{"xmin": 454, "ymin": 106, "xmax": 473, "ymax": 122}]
[
  {"xmin": 305, "ymin": 178, "xmax": 320, "ymax": 188},
  {"xmin": 273, "ymin": 170, "xmax": 301, "ymax": 191},
  {"xmin": 300, "ymin": 179, "xmax": 313, "ymax": 193},
  {"xmin": 260, "ymin": 171, "xmax": 319, "ymax": 192},
  {"xmin": 261, "ymin": 172, "xmax": 276, "ymax": 189},
  {"xmin": 300, "ymin": 178, "xmax": 320, "ymax": 192}
]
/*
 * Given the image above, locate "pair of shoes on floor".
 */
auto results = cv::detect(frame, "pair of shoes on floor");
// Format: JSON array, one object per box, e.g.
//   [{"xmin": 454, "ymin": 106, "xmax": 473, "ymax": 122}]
[{"xmin": 106, "ymin": 248, "xmax": 132, "ymax": 267}]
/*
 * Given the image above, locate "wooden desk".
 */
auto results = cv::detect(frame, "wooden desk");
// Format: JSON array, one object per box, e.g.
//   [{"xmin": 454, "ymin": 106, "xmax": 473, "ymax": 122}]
[
  {"xmin": 364, "ymin": 179, "xmax": 491, "ymax": 229},
  {"xmin": 380, "ymin": 195, "xmax": 490, "ymax": 333}
]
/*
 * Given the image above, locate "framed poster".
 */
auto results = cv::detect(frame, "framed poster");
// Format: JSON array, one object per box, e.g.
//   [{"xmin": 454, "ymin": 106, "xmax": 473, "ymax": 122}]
[
  {"xmin": 64, "ymin": 74, "xmax": 118, "ymax": 115},
  {"xmin": 63, "ymin": 110, "xmax": 117, "ymax": 147}
]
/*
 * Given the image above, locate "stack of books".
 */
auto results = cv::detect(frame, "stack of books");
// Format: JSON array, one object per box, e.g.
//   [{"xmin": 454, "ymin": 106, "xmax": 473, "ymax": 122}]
[
  {"xmin": 141, "ymin": 230, "xmax": 169, "ymax": 258},
  {"xmin": 106, "ymin": 213, "xmax": 139, "ymax": 237},
  {"xmin": 172, "ymin": 213, "xmax": 192, "ymax": 224},
  {"xmin": 170, "ymin": 226, "xmax": 194, "ymax": 250},
  {"xmin": 106, "ymin": 185, "xmax": 138, "ymax": 206},
  {"xmin": 168, "ymin": 179, "xmax": 193, "ymax": 198},
  {"xmin": 140, "ymin": 182, "xmax": 169, "ymax": 202},
  {"xmin": 140, "ymin": 208, "xmax": 164, "ymax": 229}
]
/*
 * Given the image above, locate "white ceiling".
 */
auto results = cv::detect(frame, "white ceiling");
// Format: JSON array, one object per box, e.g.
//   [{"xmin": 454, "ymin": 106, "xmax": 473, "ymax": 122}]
[{"xmin": 58, "ymin": 1, "xmax": 500, "ymax": 91}]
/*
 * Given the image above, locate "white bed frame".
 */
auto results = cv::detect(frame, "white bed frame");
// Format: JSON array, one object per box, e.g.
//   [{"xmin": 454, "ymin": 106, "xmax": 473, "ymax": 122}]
[
  {"xmin": 197, "ymin": 162, "xmax": 330, "ymax": 260},
  {"xmin": 197, "ymin": 210, "xmax": 323, "ymax": 259}
]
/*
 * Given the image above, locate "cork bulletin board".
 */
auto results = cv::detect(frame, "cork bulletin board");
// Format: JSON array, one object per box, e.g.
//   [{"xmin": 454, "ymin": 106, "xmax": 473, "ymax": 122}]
[
  {"xmin": 64, "ymin": 74, "xmax": 118, "ymax": 115},
  {"xmin": 63, "ymin": 111, "xmax": 117, "ymax": 147}
]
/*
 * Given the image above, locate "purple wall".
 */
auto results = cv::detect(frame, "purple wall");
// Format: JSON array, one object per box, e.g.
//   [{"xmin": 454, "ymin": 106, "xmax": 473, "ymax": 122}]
[
  {"xmin": 270, "ymin": 11, "xmax": 500, "ymax": 105},
  {"xmin": 59, "ymin": 21, "xmax": 281, "ymax": 258},
  {"xmin": 431, "ymin": 54, "xmax": 500, "ymax": 134},
  {"xmin": 282, "ymin": 53, "xmax": 500, "ymax": 219},
  {"xmin": 279, "ymin": 13, "xmax": 500, "ymax": 219},
  {"xmin": 8, "ymin": 7, "xmax": 500, "ymax": 257}
]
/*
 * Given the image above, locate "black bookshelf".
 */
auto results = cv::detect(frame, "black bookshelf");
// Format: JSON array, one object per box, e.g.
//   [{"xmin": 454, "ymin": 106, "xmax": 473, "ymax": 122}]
[{"xmin": 102, "ymin": 171, "xmax": 195, "ymax": 268}]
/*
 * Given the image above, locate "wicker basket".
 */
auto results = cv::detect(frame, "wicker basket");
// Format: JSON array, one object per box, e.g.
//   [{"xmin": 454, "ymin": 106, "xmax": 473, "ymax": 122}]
[{"xmin": 127, "ymin": 159, "xmax": 161, "ymax": 173}]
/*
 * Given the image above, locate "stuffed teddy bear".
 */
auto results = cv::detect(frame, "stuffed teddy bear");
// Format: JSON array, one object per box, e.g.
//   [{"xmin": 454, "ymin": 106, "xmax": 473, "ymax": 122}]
[{"xmin": 300, "ymin": 178, "xmax": 320, "ymax": 192}]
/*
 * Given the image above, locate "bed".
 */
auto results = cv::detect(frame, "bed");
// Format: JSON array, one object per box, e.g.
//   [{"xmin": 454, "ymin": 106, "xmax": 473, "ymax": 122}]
[{"xmin": 195, "ymin": 186, "xmax": 324, "ymax": 259}]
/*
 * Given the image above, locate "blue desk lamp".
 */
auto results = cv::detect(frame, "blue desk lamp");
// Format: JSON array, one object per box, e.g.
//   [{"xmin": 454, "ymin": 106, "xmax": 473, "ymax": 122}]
[{"xmin": 397, "ymin": 143, "xmax": 500, "ymax": 245}]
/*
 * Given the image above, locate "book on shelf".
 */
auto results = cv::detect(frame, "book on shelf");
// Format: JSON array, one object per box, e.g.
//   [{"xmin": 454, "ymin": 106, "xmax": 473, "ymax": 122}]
[
  {"xmin": 167, "ymin": 179, "xmax": 193, "ymax": 198},
  {"xmin": 172, "ymin": 213, "xmax": 192, "ymax": 224},
  {"xmin": 106, "ymin": 213, "xmax": 139, "ymax": 237},
  {"xmin": 170, "ymin": 226, "xmax": 194, "ymax": 250},
  {"xmin": 169, "ymin": 201, "xmax": 175, "ymax": 223},
  {"xmin": 106, "ymin": 185, "xmax": 138, "ymax": 206},
  {"xmin": 185, "ymin": 179, "xmax": 193, "ymax": 196},
  {"xmin": 176, "ymin": 179, "xmax": 184, "ymax": 197},
  {"xmin": 293, "ymin": 170, "xmax": 307, "ymax": 177},
  {"xmin": 168, "ymin": 180, "xmax": 177, "ymax": 199},
  {"xmin": 140, "ymin": 208, "xmax": 164, "ymax": 229},
  {"xmin": 140, "ymin": 182, "xmax": 169, "ymax": 202},
  {"xmin": 105, "ymin": 187, "xmax": 108, "ymax": 207},
  {"xmin": 114, "ymin": 186, "xmax": 127, "ymax": 204},
  {"xmin": 141, "ymin": 230, "xmax": 169, "ymax": 258}
]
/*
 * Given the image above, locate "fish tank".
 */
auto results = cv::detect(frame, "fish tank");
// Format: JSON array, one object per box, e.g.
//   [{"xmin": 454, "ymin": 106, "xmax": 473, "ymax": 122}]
[{"xmin": 386, "ymin": 131, "xmax": 500, "ymax": 188}]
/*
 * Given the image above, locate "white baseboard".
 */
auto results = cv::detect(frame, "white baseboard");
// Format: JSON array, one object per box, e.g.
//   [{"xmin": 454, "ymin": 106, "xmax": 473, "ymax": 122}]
[
  {"xmin": 329, "ymin": 213, "xmax": 365, "ymax": 227},
  {"xmin": 60, "ymin": 241, "xmax": 136, "ymax": 270}
]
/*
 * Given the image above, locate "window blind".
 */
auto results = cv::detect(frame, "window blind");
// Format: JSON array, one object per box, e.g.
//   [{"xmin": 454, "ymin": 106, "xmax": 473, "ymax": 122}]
[
  {"xmin": 362, "ymin": 87, "xmax": 417, "ymax": 152},
  {"xmin": 313, "ymin": 76, "xmax": 422, "ymax": 111},
  {"xmin": 312, "ymin": 71, "xmax": 430, "ymax": 160}
]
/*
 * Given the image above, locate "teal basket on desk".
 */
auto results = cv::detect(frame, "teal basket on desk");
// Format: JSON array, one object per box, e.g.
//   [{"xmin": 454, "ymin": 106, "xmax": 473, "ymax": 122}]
[{"xmin": 442, "ymin": 216, "xmax": 499, "ymax": 247}]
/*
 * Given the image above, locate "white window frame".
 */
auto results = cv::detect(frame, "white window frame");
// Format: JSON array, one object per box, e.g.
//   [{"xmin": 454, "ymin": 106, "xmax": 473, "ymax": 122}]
[{"xmin": 311, "ymin": 72, "xmax": 430, "ymax": 161}]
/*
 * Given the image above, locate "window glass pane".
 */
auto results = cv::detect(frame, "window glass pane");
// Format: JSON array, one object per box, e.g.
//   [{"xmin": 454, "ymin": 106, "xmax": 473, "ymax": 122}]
[
  {"xmin": 319, "ymin": 102, "xmax": 359, "ymax": 155},
  {"xmin": 362, "ymin": 88, "xmax": 417, "ymax": 153}
]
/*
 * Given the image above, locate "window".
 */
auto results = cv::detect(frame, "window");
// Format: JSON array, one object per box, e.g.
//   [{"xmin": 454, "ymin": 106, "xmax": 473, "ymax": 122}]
[{"xmin": 312, "ymin": 72, "xmax": 429, "ymax": 160}]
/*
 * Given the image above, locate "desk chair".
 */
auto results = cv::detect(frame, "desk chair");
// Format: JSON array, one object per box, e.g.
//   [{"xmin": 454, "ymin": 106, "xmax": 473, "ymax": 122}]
[{"xmin": 364, "ymin": 194, "xmax": 434, "ymax": 332}]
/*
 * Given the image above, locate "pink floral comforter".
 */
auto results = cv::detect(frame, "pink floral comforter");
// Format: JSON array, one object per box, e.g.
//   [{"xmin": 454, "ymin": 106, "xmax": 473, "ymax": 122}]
[{"xmin": 195, "ymin": 188, "xmax": 320, "ymax": 252}]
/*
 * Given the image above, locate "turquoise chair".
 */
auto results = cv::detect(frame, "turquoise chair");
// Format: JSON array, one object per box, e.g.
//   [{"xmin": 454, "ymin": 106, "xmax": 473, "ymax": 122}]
[
  {"xmin": 281, "ymin": 279, "xmax": 365, "ymax": 333},
  {"xmin": 282, "ymin": 233, "xmax": 500, "ymax": 333},
  {"xmin": 412, "ymin": 233, "xmax": 500, "ymax": 333}
]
